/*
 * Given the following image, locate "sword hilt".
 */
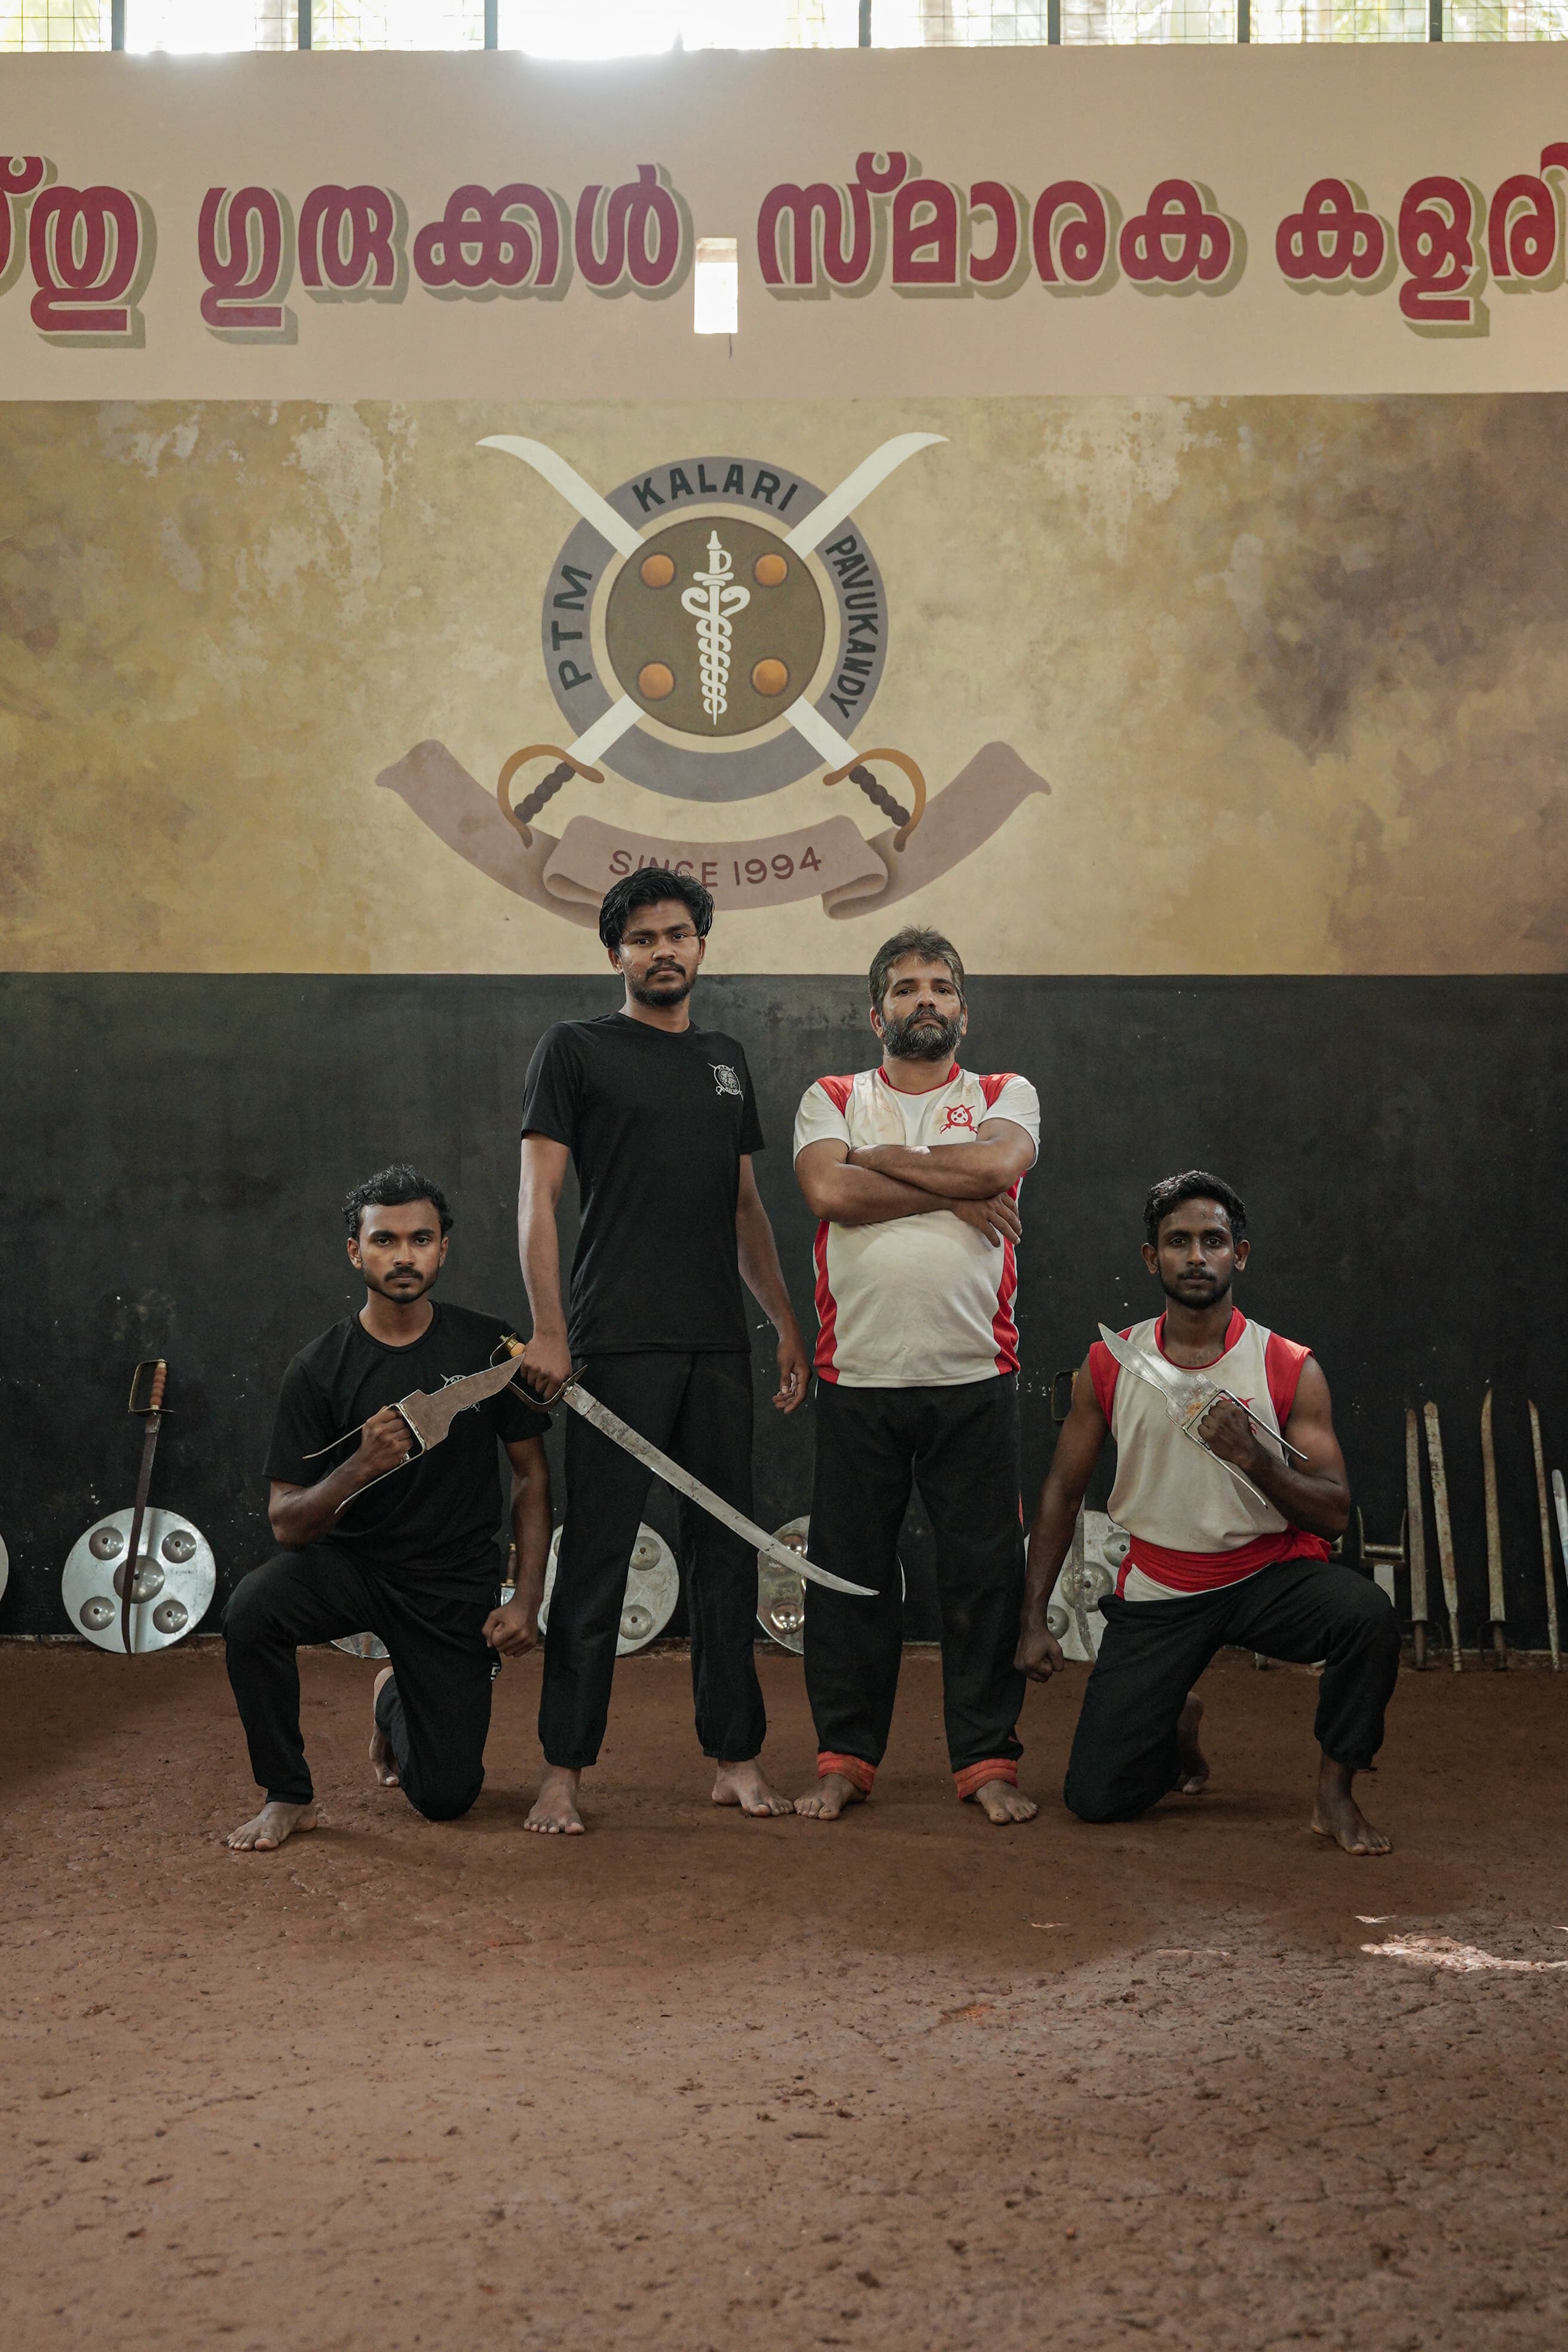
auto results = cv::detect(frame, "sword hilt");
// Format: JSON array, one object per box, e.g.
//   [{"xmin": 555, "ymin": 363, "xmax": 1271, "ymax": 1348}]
[
  {"xmin": 128, "ymin": 1358, "xmax": 167, "ymax": 1416},
  {"xmin": 497, "ymin": 746, "xmax": 605, "ymax": 847},
  {"xmin": 822, "ymin": 747, "xmax": 927, "ymax": 852},
  {"xmin": 496, "ymin": 1335, "xmax": 581, "ymax": 1410}
]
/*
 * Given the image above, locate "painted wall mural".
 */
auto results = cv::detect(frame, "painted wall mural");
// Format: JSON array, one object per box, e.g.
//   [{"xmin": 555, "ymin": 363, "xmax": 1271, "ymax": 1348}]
[{"xmin": 1, "ymin": 390, "xmax": 1565, "ymax": 978}]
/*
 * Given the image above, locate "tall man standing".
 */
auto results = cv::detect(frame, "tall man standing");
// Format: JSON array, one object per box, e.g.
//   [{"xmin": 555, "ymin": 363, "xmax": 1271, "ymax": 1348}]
[
  {"xmin": 514, "ymin": 870, "xmax": 808, "ymax": 1835},
  {"xmin": 1015, "ymin": 1170, "xmax": 1399, "ymax": 1855},
  {"xmin": 791, "ymin": 926, "xmax": 1041, "ymax": 1824}
]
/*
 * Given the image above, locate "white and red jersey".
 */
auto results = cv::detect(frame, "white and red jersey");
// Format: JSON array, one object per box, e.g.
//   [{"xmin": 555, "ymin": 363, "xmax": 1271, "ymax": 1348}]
[
  {"xmin": 793, "ymin": 1064, "xmax": 1040, "ymax": 1389},
  {"xmin": 1088, "ymin": 1310, "xmax": 1328, "ymax": 1598}
]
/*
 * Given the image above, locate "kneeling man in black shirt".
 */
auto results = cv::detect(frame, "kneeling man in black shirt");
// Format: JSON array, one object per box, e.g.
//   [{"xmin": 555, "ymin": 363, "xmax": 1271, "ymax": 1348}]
[{"xmin": 222, "ymin": 1164, "xmax": 552, "ymax": 1852}]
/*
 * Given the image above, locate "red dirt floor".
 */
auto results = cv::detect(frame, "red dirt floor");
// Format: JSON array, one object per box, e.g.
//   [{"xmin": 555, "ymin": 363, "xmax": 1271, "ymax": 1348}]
[{"xmin": 3, "ymin": 1641, "xmax": 1567, "ymax": 2352}]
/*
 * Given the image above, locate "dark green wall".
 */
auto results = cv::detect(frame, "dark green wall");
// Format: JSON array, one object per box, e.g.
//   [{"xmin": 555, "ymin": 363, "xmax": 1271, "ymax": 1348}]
[{"xmin": 2, "ymin": 973, "xmax": 1564, "ymax": 1650}]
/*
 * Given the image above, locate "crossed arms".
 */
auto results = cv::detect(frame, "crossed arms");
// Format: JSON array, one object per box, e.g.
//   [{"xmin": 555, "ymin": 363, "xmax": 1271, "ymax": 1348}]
[{"xmin": 794, "ymin": 1119, "xmax": 1035, "ymax": 1247}]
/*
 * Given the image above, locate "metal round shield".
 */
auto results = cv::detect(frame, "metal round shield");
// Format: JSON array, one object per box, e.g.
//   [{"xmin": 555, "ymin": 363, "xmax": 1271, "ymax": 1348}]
[
  {"xmin": 538, "ymin": 1523, "xmax": 678, "ymax": 1656},
  {"xmin": 756, "ymin": 1518, "xmax": 904, "ymax": 1654},
  {"xmin": 1044, "ymin": 1510, "xmax": 1128, "ymax": 1662},
  {"xmin": 62, "ymin": 1507, "xmax": 215, "ymax": 1654}
]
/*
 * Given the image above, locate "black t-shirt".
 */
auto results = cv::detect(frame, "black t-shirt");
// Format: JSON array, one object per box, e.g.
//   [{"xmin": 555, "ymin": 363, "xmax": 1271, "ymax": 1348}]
[
  {"xmin": 264, "ymin": 1301, "xmax": 549, "ymax": 1584},
  {"xmin": 520, "ymin": 1012, "xmax": 765, "ymax": 1356}
]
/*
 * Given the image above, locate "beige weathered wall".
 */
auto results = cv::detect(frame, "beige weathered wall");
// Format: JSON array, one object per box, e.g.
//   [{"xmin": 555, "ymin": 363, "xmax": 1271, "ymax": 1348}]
[{"xmin": 1, "ymin": 394, "xmax": 1563, "ymax": 975}]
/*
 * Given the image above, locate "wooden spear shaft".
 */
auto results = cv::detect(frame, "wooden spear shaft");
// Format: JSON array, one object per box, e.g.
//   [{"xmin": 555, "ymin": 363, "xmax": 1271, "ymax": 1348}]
[
  {"xmin": 1481, "ymin": 1386, "xmax": 1506, "ymax": 1668},
  {"xmin": 1529, "ymin": 1402, "xmax": 1559, "ymax": 1672},
  {"xmin": 1424, "ymin": 1401, "xmax": 1462, "ymax": 1673},
  {"xmin": 1405, "ymin": 1406, "xmax": 1429, "ymax": 1670}
]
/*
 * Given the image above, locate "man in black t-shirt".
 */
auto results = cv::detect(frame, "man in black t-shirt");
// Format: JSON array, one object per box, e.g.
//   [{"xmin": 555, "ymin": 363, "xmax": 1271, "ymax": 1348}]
[
  {"xmin": 514, "ymin": 869, "xmax": 808, "ymax": 1835},
  {"xmin": 222, "ymin": 1164, "xmax": 552, "ymax": 1854}
]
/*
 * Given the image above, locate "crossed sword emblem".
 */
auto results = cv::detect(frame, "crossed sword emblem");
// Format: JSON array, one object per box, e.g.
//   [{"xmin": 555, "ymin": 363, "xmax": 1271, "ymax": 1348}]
[{"xmin": 480, "ymin": 431, "xmax": 943, "ymax": 848}]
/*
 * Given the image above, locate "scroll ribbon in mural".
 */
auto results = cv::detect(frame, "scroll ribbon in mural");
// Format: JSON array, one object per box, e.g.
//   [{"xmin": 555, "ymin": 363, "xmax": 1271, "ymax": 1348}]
[{"xmin": 377, "ymin": 739, "xmax": 1050, "ymax": 927}]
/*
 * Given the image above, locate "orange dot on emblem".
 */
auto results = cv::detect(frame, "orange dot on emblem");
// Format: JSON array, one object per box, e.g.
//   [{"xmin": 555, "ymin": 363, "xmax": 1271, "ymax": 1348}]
[
  {"xmin": 639, "ymin": 553, "xmax": 676, "ymax": 589},
  {"xmin": 638, "ymin": 662, "xmax": 675, "ymax": 700},
  {"xmin": 751, "ymin": 659, "xmax": 789, "ymax": 697},
  {"xmin": 752, "ymin": 552, "xmax": 788, "ymax": 588}
]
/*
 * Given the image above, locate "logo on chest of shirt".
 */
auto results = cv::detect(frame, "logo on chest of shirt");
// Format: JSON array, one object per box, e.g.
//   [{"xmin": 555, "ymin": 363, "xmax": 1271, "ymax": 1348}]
[
  {"xmin": 939, "ymin": 1104, "xmax": 976, "ymax": 1135},
  {"xmin": 712, "ymin": 1063, "xmax": 743, "ymax": 1099}
]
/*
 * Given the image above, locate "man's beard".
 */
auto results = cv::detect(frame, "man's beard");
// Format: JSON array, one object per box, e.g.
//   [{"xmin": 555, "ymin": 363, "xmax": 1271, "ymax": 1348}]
[
  {"xmin": 364, "ymin": 1266, "xmax": 435, "ymax": 1301},
  {"xmin": 1159, "ymin": 1270, "xmax": 1230, "ymax": 1309},
  {"xmin": 881, "ymin": 1009, "xmax": 961, "ymax": 1062},
  {"xmin": 627, "ymin": 966, "xmax": 694, "ymax": 1007}
]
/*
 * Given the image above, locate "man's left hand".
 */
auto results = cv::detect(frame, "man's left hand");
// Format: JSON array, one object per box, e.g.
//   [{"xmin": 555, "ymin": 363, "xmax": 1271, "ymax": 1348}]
[
  {"xmin": 1196, "ymin": 1396, "xmax": 1265, "ymax": 1474},
  {"xmin": 773, "ymin": 1327, "xmax": 809, "ymax": 1414},
  {"xmin": 483, "ymin": 1597, "xmax": 540, "ymax": 1656}
]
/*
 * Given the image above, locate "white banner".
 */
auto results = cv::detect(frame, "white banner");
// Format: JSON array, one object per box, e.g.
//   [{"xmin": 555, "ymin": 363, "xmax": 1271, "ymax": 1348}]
[{"xmin": 0, "ymin": 47, "xmax": 1565, "ymax": 399}]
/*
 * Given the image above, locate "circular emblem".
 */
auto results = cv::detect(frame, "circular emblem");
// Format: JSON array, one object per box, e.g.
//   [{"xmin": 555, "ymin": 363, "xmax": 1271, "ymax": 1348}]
[
  {"xmin": 543, "ymin": 452, "xmax": 889, "ymax": 806},
  {"xmin": 604, "ymin": 516, "xmax": 826, "ymax": 739}
]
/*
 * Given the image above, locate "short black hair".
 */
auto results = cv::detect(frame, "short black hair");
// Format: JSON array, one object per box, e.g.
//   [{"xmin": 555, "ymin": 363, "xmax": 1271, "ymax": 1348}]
[
  {"xmin": 868, "ymin": 924, "xmax": 966, "ymax": 1012},
  {"xmin": 598, "ymin": 868, "xmax": 715, "ymax": 953},
  {"xmin": 1144, "ymin": 1169, "xmax": 1248, "ymax": 1248},
  {"xmin": 342, "ymin": 1163, "xmax": 454, "ymax": 1239}
]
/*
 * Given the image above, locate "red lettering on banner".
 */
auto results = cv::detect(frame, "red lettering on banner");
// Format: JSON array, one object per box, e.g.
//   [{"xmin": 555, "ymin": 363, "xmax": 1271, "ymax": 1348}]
[
  {"xmin": 0, "ymin": 155, "xmax": 49, "ymax": 286},
  {"xmin": 891, "ymin": 177, "xmax": 960, "ymax": 292},
  {"xmin": 414, "ymin": 183, "xmax": 567, "ymax": 295},
  {"xmin": 965, "ymin": 180, "xmax": 1025, "ymax": 295},
  {"xmin": 198, "ymin": 186, "xmax": 293, "ymax": 335},
  {"xmin": 757, "ymin": 151, "xmax": 909, "ymax": 295},
  {"xmin": 574, "ymin": 164, "xmax": 690, "ymax": 296},
  {"xmin": 1398, "ymin": 176, "xmax": 1486, "ymax": 334},
  {"xmin": 1275, "ymin": 178, "xmax": 1388, "ymax": 286},
  {"xmin": 299, "ymin": 183, "xmax": 402, "ymax": 298},
  {"xmin": 1033, "ymin": 180, "xmax": 1116, "ymax": 293},
  {"xmin": 1120, "ymin": 179, "xmax": 1239, "ymax": 290},
  {"xmin": 29, "ymin": 184, "xmax": 149, "ymax": 339},
  {"xmin": 1487, "ymin": 171, "xmax": 1559, "ymax": 287}
]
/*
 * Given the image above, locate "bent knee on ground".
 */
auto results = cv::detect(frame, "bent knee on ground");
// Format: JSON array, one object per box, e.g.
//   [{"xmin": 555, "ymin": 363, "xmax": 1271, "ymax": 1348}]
[
  {"xmin": 405, "ymin": 1777, "xmax": 483, "ymax": 1824},
  {"xmin": 1063, "ymin": 1775, "xmax": 1152, "ymax": 1826}
]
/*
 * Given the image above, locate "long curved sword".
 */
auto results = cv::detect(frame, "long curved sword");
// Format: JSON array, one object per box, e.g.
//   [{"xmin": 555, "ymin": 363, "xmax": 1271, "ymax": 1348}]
[{"xmin": 479, "ymin": 433, "xmax": 944, "ymax": 780}]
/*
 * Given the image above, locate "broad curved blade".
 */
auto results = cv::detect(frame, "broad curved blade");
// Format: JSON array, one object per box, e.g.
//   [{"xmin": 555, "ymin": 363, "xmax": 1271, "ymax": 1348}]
[
  {"xmin": 397, "ymin": 1357, "xmax": 528, "ymax": 1452},
  {"xmin": 783, "ymin": 433, "xmax": 946, "ymax": 556},
  {"xmin": 479, "ymin": 435, "xmax": 643, "ymax": 559}
]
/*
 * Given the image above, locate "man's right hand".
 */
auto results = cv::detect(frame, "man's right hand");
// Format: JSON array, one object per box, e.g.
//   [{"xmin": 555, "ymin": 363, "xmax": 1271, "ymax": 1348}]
[
  {"xmin": 1015, "ymin": 1617, "xmax": 1065, "ymax": 1683},
  {"xmin": 952, "ymin": 1192, "xmax": 1023, "ymax": 1248},
  {"xmin": 514, "ymin": 1330, "xmax": 574, "ymax": 1400},
  {"xmin": 354, "ymin": 1406, "xmax": 416, "ymax": 1480}
]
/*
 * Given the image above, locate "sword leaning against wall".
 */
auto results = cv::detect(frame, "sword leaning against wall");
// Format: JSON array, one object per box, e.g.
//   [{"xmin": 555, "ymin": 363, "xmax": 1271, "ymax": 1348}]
[{"xmin": 301, "ymin": 1343, "xmax": 873, "ymax": 1600}]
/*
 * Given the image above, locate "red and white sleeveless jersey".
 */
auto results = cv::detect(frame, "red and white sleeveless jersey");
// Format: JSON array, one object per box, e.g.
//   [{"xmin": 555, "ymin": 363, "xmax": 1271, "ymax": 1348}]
[
  {"xmin": 1087, "ymin": 1309, "xmax": 1329, "ymax": 1597},
  {"xmin": 794, "ymin": 1064, "xmax": 1040, "ymax": 1388}
]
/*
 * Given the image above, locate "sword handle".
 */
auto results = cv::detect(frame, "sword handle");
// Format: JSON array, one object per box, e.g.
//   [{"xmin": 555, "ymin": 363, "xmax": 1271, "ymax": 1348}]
[
  {"xmin": 497, "ymin": 746, "xmax": 604, "ymax": 849},
  {"xmin": 128, "ymin": 1358, "xmax": 167, "ymax": 1416}
]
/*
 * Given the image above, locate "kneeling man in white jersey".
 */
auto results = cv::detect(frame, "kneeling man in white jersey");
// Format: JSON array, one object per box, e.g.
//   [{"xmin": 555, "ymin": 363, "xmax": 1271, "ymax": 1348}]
[
  {"xmin": 1016, "ymin": 1171, "xmax": 1398, "ymax": 1856},
  {"xmin": 793, "ymin": 926, "xmax": 1040, "ymax": 1824}
]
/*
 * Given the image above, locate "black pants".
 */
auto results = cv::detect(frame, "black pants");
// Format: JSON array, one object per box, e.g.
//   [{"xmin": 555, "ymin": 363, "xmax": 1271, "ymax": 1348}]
[
  {"xmin": 223, "ymin": 1545, "xmax": 497, "ymax": 1820},
  {"xmin": 803, "ymin": 1375, "xmax": 1027, "ymax": 1778},
  {"xmin": 1064, "ymin": 1555, "xmax": 1401, "ymax": 1824},
  {"xmin": 540, "ymin": 1350, "xmax": 765, "ymax": 1771}
]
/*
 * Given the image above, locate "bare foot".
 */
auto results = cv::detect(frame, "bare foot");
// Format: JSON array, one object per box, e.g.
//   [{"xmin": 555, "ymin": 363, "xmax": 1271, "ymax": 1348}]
[
  {"xmin": 370, "ymin": 1667, "xmax": 400, "ymax": 1788},
  {"xmin": 795, "ymin": 1771, "xmax": 865, "ymax": 1821},
  {"xmin": 968, "ymin": 1780, "xmax": 1039, "ymax": 1825},
  {"xmin": 526, "ymin": 1765, "xmax": 585, "ymax": 1835},
  {"xmin": 712, "ymin": 1760, "xmax": 794, "ymax": 1817},
  {"xmin": 1176, "ymin": 1691, "xmax": 1209, "ymax": 1794},
  {"xmin": 223, "ymin": 1800, "xmax": 318, "ymax": 1852},
  {"xmin": 1310, "ymin": 1757, "xmax": 1392, "ymax": 1855}
]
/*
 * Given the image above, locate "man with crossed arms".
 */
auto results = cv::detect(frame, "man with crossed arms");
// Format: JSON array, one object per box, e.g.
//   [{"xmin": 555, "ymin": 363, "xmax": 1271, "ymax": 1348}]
[{"xmin": 792, "ymin": 924, "xmax": 1041, "ymax": 1824}]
